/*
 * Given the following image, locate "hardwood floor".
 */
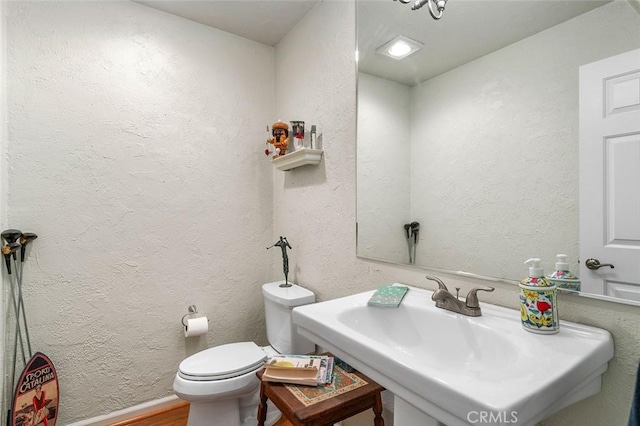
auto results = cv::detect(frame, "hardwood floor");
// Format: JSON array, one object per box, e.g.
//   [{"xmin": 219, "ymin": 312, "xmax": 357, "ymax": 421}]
[
  {"xmin": 109, "ymin": 400, "xmax": 294, "ymax": 426},
  {"xmin": 274, "ymin": 417, "xmax": 293, "ymax": 426},
  {"xmin": 110, "ymin": 401, "xmax": 190, "ymax": 426}
]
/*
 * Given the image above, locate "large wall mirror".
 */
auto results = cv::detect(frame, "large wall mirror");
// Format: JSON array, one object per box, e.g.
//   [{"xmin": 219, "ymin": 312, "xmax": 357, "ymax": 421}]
[{"xmin": 356, "ymin": 0, "xmax": 640, "ymax": 302}]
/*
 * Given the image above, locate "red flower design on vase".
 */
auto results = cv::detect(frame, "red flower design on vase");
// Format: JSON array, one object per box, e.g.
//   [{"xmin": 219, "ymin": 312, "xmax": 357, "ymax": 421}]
[{"xmin": 536, "ymin": 300, "xmax": 552, "ymax": 313}]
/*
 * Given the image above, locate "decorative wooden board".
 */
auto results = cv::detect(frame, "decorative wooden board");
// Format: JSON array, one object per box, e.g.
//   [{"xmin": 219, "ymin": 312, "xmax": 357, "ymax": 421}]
[{"xmin": 11, "ymin": 352, "xmax": 59, "ymax": 426}]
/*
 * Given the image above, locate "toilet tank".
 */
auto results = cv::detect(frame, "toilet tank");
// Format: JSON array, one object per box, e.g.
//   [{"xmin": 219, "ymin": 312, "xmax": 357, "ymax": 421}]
[{"xmin": 262, "ymin": 281, "xmax": 315, "ymax": 354}]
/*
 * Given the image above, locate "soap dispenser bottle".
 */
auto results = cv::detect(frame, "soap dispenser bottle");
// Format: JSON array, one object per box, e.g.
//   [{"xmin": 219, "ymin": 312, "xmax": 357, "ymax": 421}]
[
  {"xmin": 519, "ymin": 258, "xmax": 559, "ymax": 334},
  {"xmin": 547, "ymin": 254, "xmax": 581, "ymax": 292}
]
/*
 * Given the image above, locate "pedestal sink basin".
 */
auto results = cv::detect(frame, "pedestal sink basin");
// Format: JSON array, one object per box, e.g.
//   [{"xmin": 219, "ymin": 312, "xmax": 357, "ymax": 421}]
[{"xmin": 292, "ymin": 285, "xmax": 614, "ymax": 426}]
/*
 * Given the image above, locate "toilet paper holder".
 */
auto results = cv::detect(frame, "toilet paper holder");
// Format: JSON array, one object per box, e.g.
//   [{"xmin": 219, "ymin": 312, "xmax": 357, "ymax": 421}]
[{"xmin": 181, "ymin": 305, "xmax": 200, "ymax": 326}]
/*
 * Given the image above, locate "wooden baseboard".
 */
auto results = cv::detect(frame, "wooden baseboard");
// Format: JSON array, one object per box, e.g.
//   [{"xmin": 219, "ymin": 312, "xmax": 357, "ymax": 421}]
[{"xmin": 109, "ymin": 401, "xmax": 190, "ymax": 426}]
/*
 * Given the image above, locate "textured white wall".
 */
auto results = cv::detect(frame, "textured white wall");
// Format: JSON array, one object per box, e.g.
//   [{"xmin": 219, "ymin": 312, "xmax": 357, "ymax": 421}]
[
  {"xmin": 0, "ymin": 0, "xmax": 7, "ymax": 410},
  {"xmin": 6, "ymin": 1, "xmax": 273, "ymax": 422},
  {"xmin": 274, "ymin": 2, "xmax": 640, "ymax": 426},
  {"xmin": 357, "ymin": 72, "xmax": 411, "ymax": 264},
  {"xmin": 0, "ymin": 0, "xmax": 6, "ymax": 227},
  {"xmin": 271, "ymin": 0, "xmax": 363, "ymax": 301}
]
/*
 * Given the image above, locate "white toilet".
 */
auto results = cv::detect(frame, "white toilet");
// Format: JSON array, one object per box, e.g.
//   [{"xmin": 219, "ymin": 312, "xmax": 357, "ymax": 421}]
[{"xmin": 173, "ymin": 281, "xmax": 316, "ymax": 426}]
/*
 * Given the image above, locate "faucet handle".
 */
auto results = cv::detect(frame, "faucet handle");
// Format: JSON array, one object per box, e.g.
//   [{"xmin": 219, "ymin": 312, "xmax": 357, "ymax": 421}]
[
  {"xmin": 465, "ymin": 286, "xmax": 495, "ymax": 308},
  {"xmin": 425, "ymin": 275, "xmax": 448, "ymax": 291}
]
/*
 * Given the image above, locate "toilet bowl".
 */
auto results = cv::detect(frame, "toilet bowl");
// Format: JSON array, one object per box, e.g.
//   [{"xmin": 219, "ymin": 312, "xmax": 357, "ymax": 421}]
[
  {"xmin": 174, "ymin": 342, "xmax": 280, "ymax": 426},
  {"xmin": 173, "ymin": 282, "xmax": 316, "ymax": 426}
]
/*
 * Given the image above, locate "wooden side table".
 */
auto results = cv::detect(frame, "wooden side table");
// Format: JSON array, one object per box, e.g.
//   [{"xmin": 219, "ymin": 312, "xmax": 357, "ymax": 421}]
[{"xmin": 256, "ymin": 357, "xmax": 385, "ymax": 426}]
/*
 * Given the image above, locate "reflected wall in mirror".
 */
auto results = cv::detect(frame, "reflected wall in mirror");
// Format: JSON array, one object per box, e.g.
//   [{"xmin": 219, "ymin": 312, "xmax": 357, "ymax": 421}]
[{"xmin": 356, "ymin": 0, "xmax": 640, "ymax": 300}]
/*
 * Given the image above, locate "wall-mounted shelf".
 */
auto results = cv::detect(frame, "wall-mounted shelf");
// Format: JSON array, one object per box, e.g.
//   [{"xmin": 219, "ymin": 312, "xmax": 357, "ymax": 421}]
[{"xmin": 272, "ymin": 148, "xmax": 324, "ymax": 171}]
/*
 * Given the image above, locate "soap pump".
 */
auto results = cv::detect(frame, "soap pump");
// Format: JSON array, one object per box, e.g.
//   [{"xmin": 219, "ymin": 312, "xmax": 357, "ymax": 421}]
[
  {"xmin": 519, "ymin": 258, "xmax": 559, "ymax": 334},
  {"xmin": 547, "ymin": 254, "xmax": 581, "ymax": 292}
]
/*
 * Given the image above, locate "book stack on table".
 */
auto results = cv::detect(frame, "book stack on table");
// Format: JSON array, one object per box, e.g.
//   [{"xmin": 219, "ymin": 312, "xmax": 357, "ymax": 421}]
[{"xmin": 261, "ymin": 354, "xmax": 334, "ymax": 387}]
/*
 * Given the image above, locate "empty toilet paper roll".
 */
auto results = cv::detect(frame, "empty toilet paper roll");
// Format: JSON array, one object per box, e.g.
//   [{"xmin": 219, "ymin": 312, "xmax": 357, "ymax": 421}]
[{"xmin": 184, "ymin": 316, "xmax": 208, "ymax": 337}]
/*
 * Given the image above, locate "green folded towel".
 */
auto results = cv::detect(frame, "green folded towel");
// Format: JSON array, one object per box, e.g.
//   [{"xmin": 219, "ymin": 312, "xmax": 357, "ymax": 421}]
[{"xmin": 367, "ymin": 285, "xmax": 409, "ymax": 308}]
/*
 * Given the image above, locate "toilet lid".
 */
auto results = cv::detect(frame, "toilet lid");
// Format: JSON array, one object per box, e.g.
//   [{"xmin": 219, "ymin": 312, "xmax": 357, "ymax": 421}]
[{"xmin": 178, "ymin": 342, "xmax": 267, "ymax": 381}]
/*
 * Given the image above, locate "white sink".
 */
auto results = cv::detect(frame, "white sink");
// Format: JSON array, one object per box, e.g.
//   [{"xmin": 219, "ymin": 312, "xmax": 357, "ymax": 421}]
[{"xmin": 292, "ymin": 285, "xmax": 614, "ymax": 426}]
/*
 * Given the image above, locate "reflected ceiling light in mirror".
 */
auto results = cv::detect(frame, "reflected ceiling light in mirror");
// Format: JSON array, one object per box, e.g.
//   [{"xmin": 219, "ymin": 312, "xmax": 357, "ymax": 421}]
[{"xmin": 376, "ymin": 35, "xmax": 423, "ymax": 60}]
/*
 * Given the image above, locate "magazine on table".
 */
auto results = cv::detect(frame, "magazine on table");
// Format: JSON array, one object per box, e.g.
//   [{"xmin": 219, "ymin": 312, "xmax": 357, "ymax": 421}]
[{"xmin": 262, "ymin": 354, "xmax": 334, "ymax": 386}]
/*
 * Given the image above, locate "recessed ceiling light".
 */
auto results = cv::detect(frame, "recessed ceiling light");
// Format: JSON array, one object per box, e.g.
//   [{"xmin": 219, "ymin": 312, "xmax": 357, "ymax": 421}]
[{"xmin": 376, "ymin": 35, "xmax": 423, "ymax": 60}]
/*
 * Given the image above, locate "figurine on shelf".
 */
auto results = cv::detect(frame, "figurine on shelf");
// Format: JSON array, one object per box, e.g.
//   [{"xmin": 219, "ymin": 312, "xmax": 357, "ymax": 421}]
[{"xmin": 267, "ymin": 120, "xmax": 289, "ymax": 158}]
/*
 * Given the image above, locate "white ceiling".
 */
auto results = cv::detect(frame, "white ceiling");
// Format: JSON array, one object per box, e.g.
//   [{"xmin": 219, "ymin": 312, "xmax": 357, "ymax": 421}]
[
  {"xmin": 135, "ymin": 0, "xmax": 320, "ymax": 46},
  {"xmin": 135, "ymin": 0, "xmax": 613, "ymax": 85}
]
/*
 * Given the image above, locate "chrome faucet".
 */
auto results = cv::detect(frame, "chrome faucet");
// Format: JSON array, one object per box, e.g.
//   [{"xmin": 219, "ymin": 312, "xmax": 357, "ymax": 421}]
[{"xmin": 425, "ymin": 275, "xmax": 494, "ymax": 317}]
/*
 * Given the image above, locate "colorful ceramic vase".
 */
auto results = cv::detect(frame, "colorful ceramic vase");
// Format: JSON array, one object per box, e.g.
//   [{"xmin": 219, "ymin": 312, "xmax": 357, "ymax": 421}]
[{"xmin": 519, "ymin": 258, "xmax": 559, "ymax": 334}]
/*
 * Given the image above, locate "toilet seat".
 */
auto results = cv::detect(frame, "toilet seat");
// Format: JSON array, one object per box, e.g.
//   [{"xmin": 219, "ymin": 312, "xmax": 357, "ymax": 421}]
[{"xmin": 178, "ymin": 342, "xmax": 267, "ymax": 382}]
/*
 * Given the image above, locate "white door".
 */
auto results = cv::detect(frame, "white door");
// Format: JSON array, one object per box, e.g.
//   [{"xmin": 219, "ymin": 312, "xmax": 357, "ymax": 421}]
[{"xmin": 579, "ymin": 48, "xmax": 640, "ymax": 301}]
